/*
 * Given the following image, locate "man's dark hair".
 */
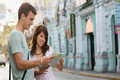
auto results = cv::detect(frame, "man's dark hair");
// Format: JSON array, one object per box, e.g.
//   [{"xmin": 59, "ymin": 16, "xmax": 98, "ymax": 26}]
[{"xmin": 18, "ymin": 2, "xmax": 37, "ymax": 20}]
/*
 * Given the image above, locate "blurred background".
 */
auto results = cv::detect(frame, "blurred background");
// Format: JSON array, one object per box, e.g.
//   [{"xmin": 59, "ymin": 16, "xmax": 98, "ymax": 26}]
[{"xmin": 0, "ymin": 0, "xmax": 120, "ymax": 80}]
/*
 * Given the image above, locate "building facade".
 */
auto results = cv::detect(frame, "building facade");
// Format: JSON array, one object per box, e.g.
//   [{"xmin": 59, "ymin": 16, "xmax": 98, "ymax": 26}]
[{"xmin": 47, "ymin": 0, "xmax": 120, "ymax": 73}]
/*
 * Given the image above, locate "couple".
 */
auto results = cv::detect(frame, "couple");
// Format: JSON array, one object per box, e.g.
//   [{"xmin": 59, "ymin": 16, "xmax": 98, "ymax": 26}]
[{"xmin": 8, "ymin": 2, "xmax": 64, "ymax": 80}]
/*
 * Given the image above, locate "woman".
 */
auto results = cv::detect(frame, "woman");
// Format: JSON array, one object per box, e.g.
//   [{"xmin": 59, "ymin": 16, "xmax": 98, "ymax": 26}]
[{"xmin": 30, "ymin": 24, "xmax": 64, "ymax": 80}]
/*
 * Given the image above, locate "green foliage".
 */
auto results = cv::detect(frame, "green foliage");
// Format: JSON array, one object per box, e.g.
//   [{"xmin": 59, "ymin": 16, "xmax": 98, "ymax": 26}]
[
  {"xmin": 0, "ymin": 43, "xmax": 2, "ymax": 50},
  {"xmin": 0, "ymin": 23, "xmax": 15, "ymax": 58},
  {"xmin": 0, "ymin": 25, "xmax": 14, "ymax": 45},
  {"xmin": 115, "ymin": 0, "xmax": 120, "ymax": 3}
]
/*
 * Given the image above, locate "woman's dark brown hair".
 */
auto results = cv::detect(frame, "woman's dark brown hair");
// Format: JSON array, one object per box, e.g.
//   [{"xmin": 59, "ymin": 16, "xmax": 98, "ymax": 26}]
[{"xmin": 30, "ymin": 24, "xmax": 49, "ymax": 56}]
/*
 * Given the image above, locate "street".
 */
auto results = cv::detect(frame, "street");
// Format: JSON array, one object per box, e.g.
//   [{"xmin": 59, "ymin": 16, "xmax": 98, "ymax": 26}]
[
  {"xmin": 0, "ymin": 63, "xmax": 112, "ymax": 80},
  {"xmin": 0, "ymin": 62, "xmax": 9, "ymax": 80},
  {"xmin": 53, "ymin": 70, "xmax": 112, "ymax": 80}
]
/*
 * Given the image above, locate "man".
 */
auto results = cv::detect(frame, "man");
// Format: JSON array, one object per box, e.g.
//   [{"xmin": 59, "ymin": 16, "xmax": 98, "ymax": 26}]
[{"xmin": 8, "ymin": 2, "xmax": 54, "ymax": 80}]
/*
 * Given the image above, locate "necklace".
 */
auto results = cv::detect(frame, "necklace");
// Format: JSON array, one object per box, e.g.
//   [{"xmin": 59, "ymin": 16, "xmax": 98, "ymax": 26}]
[{"xmin": 35, "ymin": 51, "xmax": 42, "ymax": 55}]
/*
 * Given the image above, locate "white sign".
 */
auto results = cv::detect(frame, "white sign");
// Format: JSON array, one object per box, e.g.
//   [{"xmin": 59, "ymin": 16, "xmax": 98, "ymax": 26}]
[
  {"xmin": 75, "ymin": 0, "xmax": 87, "ymax": 8},
  {"xmin": 62, "ymin": 19, "xmax": 68, "ymax": 26},
  {"xmin": 115, "ymin": 3, "xmax": 120, "ymax": 25},
  {"xmin": 0, "ymin": 3, "xmax": 6, "ymax": 20},
  {"xmin": 45, "ymin": 0, "xmax": 55, "ymax": 18}
]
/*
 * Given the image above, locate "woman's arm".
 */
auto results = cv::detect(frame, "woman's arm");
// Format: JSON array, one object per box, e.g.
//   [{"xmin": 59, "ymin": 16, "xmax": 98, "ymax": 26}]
[{"xmin": 55, "ymin": 58, "xmax": 64, "ymax": 71}]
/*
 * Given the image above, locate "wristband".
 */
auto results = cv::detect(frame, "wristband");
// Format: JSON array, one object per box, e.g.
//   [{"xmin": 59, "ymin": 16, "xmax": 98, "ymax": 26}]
[{"xmin": 40, "ymin": 58, "xmax": 42, "ymax": 65}]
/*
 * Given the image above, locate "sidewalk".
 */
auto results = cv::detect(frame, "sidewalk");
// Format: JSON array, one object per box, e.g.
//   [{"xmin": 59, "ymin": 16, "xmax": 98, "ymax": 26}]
[{"xmin": 52, "ymin": 67, "xmax": 120, "ymax": 80}]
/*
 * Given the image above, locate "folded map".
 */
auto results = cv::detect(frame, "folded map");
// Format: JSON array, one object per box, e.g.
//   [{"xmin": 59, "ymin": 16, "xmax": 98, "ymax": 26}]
[{"xmin": 49, "ymin": 53, "xmax": 64, "ymax": 66}]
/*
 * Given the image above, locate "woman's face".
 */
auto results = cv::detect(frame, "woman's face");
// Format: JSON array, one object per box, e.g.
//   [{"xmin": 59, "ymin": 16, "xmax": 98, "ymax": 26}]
[{"xmin": 36, "ymin": 32, "xmax": 46, "ymax": 47}]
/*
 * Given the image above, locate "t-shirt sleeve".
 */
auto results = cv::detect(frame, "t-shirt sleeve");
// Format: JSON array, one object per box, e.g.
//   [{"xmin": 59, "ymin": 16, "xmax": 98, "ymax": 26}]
[{"xmin": 9, "ymin": 32, "xmax": 22, "ymax": 54}]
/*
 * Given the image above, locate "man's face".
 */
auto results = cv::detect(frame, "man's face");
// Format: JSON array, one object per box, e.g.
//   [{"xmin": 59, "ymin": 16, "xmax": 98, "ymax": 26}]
[{"xmin": 23, "ymin": 11, "xmax": 35, "ymax": 30}]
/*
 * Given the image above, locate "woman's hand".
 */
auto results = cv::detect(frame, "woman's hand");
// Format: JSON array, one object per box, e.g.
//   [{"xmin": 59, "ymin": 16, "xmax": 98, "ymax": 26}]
[
  {"xmin": 38, "ymin": 66, "xmax": 49, "ymax": 74},
  {"xmin": 59, "ymin": 58, "xmax": 64, "ymax": 64},
  {"xmin": 34, "ymin": 65, "xmax": 50, "ymax": 77}
]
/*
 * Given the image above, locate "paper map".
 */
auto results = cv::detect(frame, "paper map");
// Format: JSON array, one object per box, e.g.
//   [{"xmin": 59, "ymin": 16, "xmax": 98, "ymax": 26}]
[{"xmin": 49, "ymin": 53, "xmax": 64, "ymax": 66}]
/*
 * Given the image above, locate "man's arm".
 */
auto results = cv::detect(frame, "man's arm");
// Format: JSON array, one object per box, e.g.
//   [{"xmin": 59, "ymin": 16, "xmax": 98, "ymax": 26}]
[{"xmin": 14, "ymin": 52, "xmax": 54, "ymax": 70}]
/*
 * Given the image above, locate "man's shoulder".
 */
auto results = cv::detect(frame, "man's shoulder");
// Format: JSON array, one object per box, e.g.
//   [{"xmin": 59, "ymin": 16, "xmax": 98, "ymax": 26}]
[
  {"xmin": 11, "ymin": 29, "xmax": 19, "ymax": 34},
  {"xmin": 10, "ymin": 29, "xmax": 23, "ymax": 37},
  {"xmin": 8, "ymin": 29, "xmax": 22, "ymax": 41}
]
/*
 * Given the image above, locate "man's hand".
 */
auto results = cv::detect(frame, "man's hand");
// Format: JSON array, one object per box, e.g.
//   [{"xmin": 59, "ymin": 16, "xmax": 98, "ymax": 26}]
[{"xmin": 42, "ymin": 55, "xmax": 55, "ymax": 65}]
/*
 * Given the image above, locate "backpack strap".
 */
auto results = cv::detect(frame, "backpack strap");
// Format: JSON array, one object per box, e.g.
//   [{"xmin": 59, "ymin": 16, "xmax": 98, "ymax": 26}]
[
  {"xmin": 9, "ymin": 63, "xmax": 11, "ymax": 80},
  {"xmin": 22, "ymin": 52, "xmax": 29, "ymax": 80},
  {"xmin": 9, "ymin": 52, "xmax": 29, "ymax": 80}
]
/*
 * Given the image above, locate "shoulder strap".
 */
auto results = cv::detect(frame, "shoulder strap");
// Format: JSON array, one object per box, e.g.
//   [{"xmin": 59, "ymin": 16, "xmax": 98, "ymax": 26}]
[
  {"xmin": 22, "ymin": 52, "xmax": 29, "ymax": 80},
  {"xmin": 9, "ymin": 63, "xmax": 11, "ymax": 80},
  {"xmin": 9, "ymin": 52, "xmax": 29, "ymax": 80},
  {"xmin": 29, "ymin": 49, "xmax": 31, "ymax": 57}
]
